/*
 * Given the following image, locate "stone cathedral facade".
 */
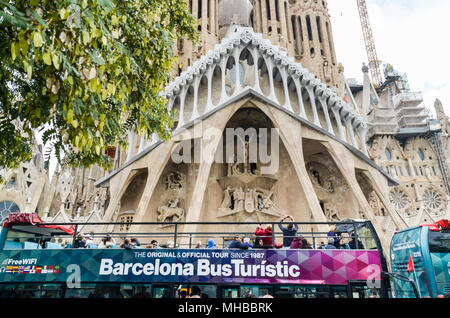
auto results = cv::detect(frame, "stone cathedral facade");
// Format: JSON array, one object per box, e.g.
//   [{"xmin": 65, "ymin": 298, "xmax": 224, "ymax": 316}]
[{"xmin": 1, "ymin": 0, "xmax": 449, "ymax": 252}]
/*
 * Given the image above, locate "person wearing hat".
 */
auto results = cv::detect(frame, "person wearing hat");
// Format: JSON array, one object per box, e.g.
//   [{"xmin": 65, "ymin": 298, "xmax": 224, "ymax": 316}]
[
  {"xmin": 73, "ymin": 233, "xmax": 87, "ymax": 249},
  {"xmin": 98, "ymin": 234, "xmax": 114, "ymax": 248},
  {"xmin": 85, "ymin": 234, "xmax": 94, "ymax": 246}
]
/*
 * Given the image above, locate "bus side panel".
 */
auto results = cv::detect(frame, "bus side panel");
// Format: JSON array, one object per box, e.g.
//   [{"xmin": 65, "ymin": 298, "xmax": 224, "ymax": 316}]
[
  {"xmin": 390, "ymin": 227, "xmax": 429, "ymax": 298},
  {"xmin": 420, "ymin": 227, "xmax": 438, "ymax": 298},
  {"xmin": 430, "ymin": 253, "xmax": 450, "ymax": 296},
  {"xmin": 0, "ymin": 226, "xmax": 8, "ymax": 251}
]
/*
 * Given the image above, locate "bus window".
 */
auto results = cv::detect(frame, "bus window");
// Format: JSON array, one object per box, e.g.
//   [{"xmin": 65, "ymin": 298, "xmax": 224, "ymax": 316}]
[
  {"xmin": 64, "ymin": 284, "xmax": 120, "ymax": 298},
  {"xmin": 429, "ymin": 231, "xmax": 450, "ymax": 253},
  {"xmin": 221, "ymin": 286, "xmax": 239, "ymax": 298},
  {"xmin": 240, "ymin": 285, "xmax": 273, "ymax": 298},
  {"xmin": 153, "ymin": 286, "xmax": 172, "ymax": 298},
  {"xmin": 277, "ymin": 286, "xmax": 328, "ymax": 298},
  {"xmin": 65, "ymin": 284, "xmax": 96, "ymax": 298},
  {"xmin": 40, "ymin": 284, "xmax": 65, "ymax": 298},
  {"xmin": 120, "ymin": 284, "xmax": 152, "ymax": 298},
  {"xmin": 349, "ymin": 283, "xmax": 380, "ymax": 298},
  {"xmin": 0, "ymin": 284, "xmax": 15, "ymax": 298},
  {"xmin": 197, "ymin": 285, "xmax": 216, "ymax": 298},
  {"xmin": 330, "ymin": 286, "xmax": 348, "ymax": 298},
  {"xmin": 15, "ymin": 284, "xmax": 41, "ymax": 298}
]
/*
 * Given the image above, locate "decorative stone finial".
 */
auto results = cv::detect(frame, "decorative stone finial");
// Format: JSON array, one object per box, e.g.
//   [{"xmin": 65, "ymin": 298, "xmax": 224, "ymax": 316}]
[{"xmin": 362, "ymin": 63, "xmax": 369, "ymax": 73}]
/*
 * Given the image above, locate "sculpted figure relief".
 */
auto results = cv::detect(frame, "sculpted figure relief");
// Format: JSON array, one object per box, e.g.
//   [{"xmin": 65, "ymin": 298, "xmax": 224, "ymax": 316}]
[
  {"xmin": 157, "ymin": 198, "xmax": 184, "ymax": 223},
  {"xmin": 157, "ymin": 172, "xmax": 186, "ymax": 224},
  {"xmin": 218, "ymin": 186, "xmax": 283, "ymax": 218}
]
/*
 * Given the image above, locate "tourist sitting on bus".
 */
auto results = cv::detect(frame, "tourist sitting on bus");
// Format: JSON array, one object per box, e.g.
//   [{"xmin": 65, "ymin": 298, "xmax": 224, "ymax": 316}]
[
  {"xmin": 207, "ymin": 239, "xmax": 216, "ymax": 249},
  {"xmin": 189, "ymin": 286, "xmax": 202, "ymax": 298},
  {"xmin": 130, "ymin": 237, "xmax": 141, "ymax": 248},
  {"xmin": 289, "ymin": 236, "xmax": 303, "ymax": 249},
  {"xmin": 278, "ymin": 215, "xmax": 299, "ymax": 247},
  {"xmin": 98, "ymin": 235, "xmax": 114, "ymax": 248},
  {"xmin": 348, "ymin": 234, "xmax": 365, "ymax": 250},
  {"xmin": 325, "ymin": 238, "xmax": 337, "ymax": 249},
  {"xmin": 339, "ymin": 234, "xmax": 351, "ymax": 249},
  {"xmin": 147, "ymin": 240, "xmax": 161, "ymax": 249},
  {"xmin": 85, "ymin": 234, "xmax": 94, "ymax": 246},
  {"xmin": 242, "ymin": 237, "xmax": 253, "ymax": 248},
  {"xmin": 178, "ymin": 290, "xmax": 188, "ymax": 298},
  {"xmin": 252, "ymin": 237, "xmax": 267, "ymax": 249},
  {"xmin": 73, "ymin": 234, "xmax": 87, "ymax": 248},
  {"xmin": 195, "ymin": 241, "xmax": 203, "ymax": 248},
  {"xmin": 228, "ymin": 236, "xmax": 249, "ymax": 250},
  {"xmin": 327, "ymin": 225, "xmax": 341, "ymax": 249},
  {"xmin": 303, "ymin": 238, "xmax": 313, "ymax": 249},
  {"xmin": 121, "ymin": 238, "xmax": 133, "ymax": 250}
]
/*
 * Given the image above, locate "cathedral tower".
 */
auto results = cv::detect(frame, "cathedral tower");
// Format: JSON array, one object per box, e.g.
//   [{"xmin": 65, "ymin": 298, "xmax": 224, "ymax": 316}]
[
  {"xmin": 250, "ymin": 0, "xmax": 340, "ymax": 89},
  {"xmin": 285, "ymin": 0, "xmax": 339, "ymax": 90},
  {"xmin": 175, "ymin": 0, "xmax": 220, "ymax": 73},
  {"xmin": 177, "ymin": 1, "xmax": 340, "ymax": 92}
]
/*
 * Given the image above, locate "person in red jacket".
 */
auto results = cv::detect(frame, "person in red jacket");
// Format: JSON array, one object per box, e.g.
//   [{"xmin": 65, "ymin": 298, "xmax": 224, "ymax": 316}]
[{"xmin": 255, "ymin": 225, "xmax": 283, "ymax": 248}]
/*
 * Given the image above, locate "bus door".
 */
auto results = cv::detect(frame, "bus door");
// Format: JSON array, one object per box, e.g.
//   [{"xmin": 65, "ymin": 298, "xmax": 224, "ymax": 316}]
[{"xmin": 348, "ymin": 281, "xmax": 380, "ymax": 298}]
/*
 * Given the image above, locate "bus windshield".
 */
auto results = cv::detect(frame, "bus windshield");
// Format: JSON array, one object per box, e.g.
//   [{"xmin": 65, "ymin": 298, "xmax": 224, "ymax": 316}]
[{"xmin": 428, "ymin": 231, "xmax": 450, "ymax": 253}]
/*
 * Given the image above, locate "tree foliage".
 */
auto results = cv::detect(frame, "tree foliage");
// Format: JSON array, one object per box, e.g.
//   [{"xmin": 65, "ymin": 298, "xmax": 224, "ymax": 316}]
[{"xmin": 0, "ymin": 0, "xmax": 197, "ymax": 174}]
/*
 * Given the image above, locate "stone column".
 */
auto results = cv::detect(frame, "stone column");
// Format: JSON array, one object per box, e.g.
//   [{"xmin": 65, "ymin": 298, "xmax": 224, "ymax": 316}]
[{"xmin": 126, "ymin": 132, "xmax": 135, "ymax": 162}]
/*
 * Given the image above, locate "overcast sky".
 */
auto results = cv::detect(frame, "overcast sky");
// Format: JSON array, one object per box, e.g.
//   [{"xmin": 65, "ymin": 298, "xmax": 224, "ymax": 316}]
[{"xmin": 327, "ymin": 0, "xmax": 450, "ymax": 115}]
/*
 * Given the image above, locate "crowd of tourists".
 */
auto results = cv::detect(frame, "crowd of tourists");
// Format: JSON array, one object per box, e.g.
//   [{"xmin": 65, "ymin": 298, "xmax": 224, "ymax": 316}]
[{"xmin": 70, "ymin": 215, "xmax": 365, "ymax": 250}]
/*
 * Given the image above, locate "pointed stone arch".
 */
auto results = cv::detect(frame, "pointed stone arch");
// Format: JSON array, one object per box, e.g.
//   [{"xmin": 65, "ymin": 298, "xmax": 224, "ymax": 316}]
[{"xmin": 163, "ymin": 27, "xmax": 368, "ymax": 156}]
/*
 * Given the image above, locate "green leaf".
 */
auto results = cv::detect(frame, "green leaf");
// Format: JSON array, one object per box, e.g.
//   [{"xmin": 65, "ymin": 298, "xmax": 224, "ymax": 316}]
[
  {"xmin": 33, "ymin": 32, "xmax": 43, "ymax": 48},
  {"xmin": 29, "ymin": 9, "xmax": 49, "ymax": 28},
  {"xmin": 89, "ymin": 50, "xmax": 105, "ymax": 65},
  {"xmin": 98, "ymin": 0, "xmax": 115, "ymax": 13},
  {"xmin": 67, "ymin": 109, "xmax": 73, "ymax": 124},
  {"xmin": 11, "ymin": 42, "xmax": 17, "ymax": 61},
  {"xmin": 23, "ymin": 60, "xmax": 32, "ymax": 79},
  {"xmin": 52, "ymin": 53, "xmax": 60, "ymax": 70},
  {"xmin": 42, "ymin": 51, "xmax": 52, "ymax": 65}
]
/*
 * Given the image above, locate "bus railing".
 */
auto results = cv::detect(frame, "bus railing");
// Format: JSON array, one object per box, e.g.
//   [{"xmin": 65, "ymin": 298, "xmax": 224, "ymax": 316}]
[{"xmin": 3, "ymin": 220, "xmax": 378, "ymax": 251}]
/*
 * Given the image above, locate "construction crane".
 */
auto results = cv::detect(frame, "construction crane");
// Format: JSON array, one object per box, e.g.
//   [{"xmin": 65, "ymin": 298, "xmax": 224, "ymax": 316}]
[{"xmin": 356, "ymin": 0, "xmax": 383, "ymax": 86}]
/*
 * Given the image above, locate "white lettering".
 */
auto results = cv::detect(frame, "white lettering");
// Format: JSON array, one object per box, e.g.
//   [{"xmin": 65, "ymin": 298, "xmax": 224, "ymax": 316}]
[
  {"xmin": 143, "ymin": 263, "xmax": 154, "ymax": 275},
  {"xmin": 288, "ymin": 265, "xmax": 301, "ymax": 278},
  {"xmin": 132, "ymin": 263, "xmax": 143, "ymax": 276},
  {"xmin": 99, "ymin": 259, "xmax": 113, "ymax": 275},
  {"xmin": 198, "ymin": 259, "xmax": 210, "ymax": 276}
]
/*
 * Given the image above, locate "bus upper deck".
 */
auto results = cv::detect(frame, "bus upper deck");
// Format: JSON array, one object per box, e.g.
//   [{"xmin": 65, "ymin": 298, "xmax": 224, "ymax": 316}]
[{"xmin": 0, "ymin": 213, "xmax": 389, "ymax": 298}]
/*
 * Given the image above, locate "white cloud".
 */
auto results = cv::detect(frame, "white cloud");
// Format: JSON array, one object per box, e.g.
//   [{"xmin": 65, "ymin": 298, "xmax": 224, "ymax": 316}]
[{"xmin": 328, "ymin": 0, "xmax": 450, "ymax": 115}]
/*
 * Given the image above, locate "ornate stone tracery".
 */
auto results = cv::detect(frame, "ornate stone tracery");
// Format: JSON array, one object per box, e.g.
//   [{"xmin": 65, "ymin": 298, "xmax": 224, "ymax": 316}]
[
  {"xmin": 423, "ymin": 186, "xmax": 447, "ymax": 218},
  {"xmin": 389, "ymin": 186, "xmax": 416, "ymax": 218}
]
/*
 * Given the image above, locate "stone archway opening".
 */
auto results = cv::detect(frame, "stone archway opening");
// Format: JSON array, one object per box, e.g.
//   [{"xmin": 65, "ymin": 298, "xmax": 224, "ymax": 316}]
[{"xmin": 302, "ymin": 138, "xmax": 359, "ymax": 222}]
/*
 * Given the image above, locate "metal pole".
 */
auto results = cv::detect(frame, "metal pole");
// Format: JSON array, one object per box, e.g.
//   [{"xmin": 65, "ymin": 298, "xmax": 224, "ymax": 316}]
[
  {"xmin": 173, "ymin": 224, "xmax": 178, "ymax": 248},
  {"xmin": 272, "ymin": 223, "xmax": 275, "ymax": 248},
  {"xmin": 71, "ymin": 224, "xmax": 78, "ymax": 247}
]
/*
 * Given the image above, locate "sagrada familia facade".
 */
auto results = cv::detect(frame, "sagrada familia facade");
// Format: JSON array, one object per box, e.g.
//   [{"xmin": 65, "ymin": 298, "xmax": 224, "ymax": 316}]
[{"xmin": 1, "ymin": 0, "xmax": 449, "ymax": 252}]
